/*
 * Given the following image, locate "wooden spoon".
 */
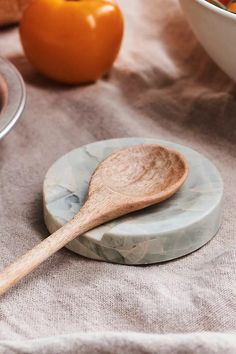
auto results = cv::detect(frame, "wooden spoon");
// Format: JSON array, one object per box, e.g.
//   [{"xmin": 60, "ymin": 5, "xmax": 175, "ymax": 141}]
[{"xmin": 0, "ymin": 144, "xmax": 188, "ymax": 295}]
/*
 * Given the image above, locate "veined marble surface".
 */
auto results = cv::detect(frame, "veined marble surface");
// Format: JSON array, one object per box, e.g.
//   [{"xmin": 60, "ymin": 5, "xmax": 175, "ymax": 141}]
[{"xmin": 43, "ymin": 138, "xmax": 223, "ymax": 265}]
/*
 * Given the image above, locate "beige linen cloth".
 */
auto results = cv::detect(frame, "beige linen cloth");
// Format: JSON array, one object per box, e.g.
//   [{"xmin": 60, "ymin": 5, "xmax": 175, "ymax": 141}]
[{"xmin": 0, "ymin": 0, "xmax": 236, "ymax": 353}]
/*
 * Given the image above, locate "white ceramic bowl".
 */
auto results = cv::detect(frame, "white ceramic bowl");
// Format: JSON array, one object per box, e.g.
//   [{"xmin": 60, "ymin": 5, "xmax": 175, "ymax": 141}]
[{"xmin": 179, "ymin": 0, "xmax": 236, "ymax": 81}]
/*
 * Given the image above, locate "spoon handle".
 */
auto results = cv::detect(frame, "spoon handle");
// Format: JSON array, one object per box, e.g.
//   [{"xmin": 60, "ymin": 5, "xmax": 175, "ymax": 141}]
[{"xmin": 0, "ymin": 207, "xmax": 101, "ymax": 296}]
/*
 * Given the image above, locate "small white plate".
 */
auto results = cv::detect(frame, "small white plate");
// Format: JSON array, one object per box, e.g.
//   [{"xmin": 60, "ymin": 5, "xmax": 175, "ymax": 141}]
[{"xmin": 0, "ymin": 57, "xmax": 26, "ymax": 139}]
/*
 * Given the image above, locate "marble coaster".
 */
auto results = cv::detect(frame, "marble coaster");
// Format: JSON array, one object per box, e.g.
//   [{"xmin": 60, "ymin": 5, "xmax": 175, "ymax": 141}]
[{"xmin": 43, "ymin": 138, "xmax": 223, "ymax": 265}]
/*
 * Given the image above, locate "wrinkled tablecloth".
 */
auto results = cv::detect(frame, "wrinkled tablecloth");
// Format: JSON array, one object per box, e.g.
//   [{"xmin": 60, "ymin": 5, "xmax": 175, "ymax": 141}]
[{"xmin": 0, "ymin": 0, "xmax": 235, "ymax": 353}]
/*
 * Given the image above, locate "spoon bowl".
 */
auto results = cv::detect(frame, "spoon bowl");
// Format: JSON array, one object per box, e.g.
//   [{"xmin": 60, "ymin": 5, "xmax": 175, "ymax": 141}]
[
  {"xmin": 0, "ymin": 144, "xmax": 188, "ymax": 296},
  {"xmin": 87, "ymin": 144, "xmax": 188, "ymax": 219},
  {"xmin": 97, "ymin": 144, "xmax": 187, "ymax": 196}
]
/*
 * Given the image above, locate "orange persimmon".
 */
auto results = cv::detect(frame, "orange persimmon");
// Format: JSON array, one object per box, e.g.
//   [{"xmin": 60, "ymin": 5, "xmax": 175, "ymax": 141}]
[
  {"xmin": 228, "ymin": 2, "xmax": 236, "ymax": 13},
  {"xmin": 20, "ymin": 0, "xmax": 124, "ymax": 84}
]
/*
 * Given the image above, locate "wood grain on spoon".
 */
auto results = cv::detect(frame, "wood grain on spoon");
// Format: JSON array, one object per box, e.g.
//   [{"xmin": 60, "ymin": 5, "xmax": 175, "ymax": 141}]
[{"xmin": 0, "ymin": 144, "xmax": 188, "ymax": 295}]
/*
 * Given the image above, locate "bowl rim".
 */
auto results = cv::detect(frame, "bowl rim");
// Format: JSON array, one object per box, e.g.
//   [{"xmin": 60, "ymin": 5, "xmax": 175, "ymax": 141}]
[
  {"xmin": 0, "ymin": 57, "xmax": 26, "ymax": 140},
  {"xmin": 194, "ymin": 0, "xmax": 236, "ymax": 20}
]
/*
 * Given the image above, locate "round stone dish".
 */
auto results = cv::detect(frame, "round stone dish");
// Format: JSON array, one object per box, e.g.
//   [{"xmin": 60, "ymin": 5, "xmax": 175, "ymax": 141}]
[
  {"xmin": 0, "ymin": 57, "xmax": 26, "ymax": 139},
  {"xmin": 43, "ymin": 138, "xmax": 223, "ymax": 265}
]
